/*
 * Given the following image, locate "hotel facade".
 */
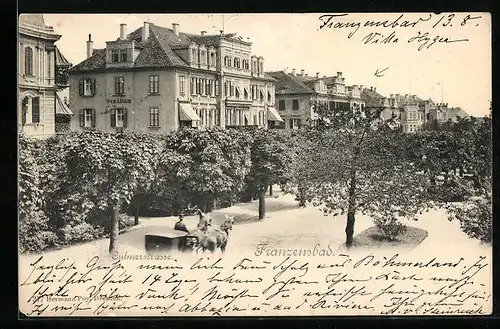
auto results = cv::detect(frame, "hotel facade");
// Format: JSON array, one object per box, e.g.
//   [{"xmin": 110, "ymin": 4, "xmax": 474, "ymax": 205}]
[{"xmin": 68, "ymin": 22, "xmax": 282, "ymax": 133}]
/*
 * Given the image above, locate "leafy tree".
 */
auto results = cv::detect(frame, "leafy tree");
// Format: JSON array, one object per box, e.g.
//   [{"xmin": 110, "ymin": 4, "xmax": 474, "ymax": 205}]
[
  {"xmin": 164, "ymin": 127, "xmax": 253, "ymax": 213},
  {"xmin": 246, "ymin": 128, "xmax": 294, "ymax": 220},
  {"xmin": 47, "ymin": 131, "xmax": 159, "ymax": 253},
  {"xmin": 294, "ymin": 102, "xmax": 431, "ymax": 246}
]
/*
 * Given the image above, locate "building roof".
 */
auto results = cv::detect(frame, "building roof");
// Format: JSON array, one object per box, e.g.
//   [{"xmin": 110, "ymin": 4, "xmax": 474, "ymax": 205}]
[
  {"xmin": 448, "ymin": 107, "xmax": 469, "ymax": 119},
  {"xmin": 266, "ymin": 71, "xmax": 314, "ymax": 94},
  {"xmin": 55, "ymin": 46, "xmax": 72, "ymax": 67},
  {"xmin": 361, "ymin": 88, "xmax": 385, "ymax": 107},
  {"xmin": 70, "ymin": 49, "xmax": 107, "ymax": 72},
  {"xmin": 71, "ymin": 23, "xmax": 261, "ymax": 73}
]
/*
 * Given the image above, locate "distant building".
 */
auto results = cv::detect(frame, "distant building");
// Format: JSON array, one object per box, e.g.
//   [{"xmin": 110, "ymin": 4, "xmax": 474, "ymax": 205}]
[
  {"xmin": 18, "ymin": 14, "xmax": 70, "ymax": 137},
  {"xmin": 266, "ymin": 69, "xmax": 364, "ymax": 129},
  {"xmin": 68, "ymin": 22, "xmax": 282, "ymax": 134}
]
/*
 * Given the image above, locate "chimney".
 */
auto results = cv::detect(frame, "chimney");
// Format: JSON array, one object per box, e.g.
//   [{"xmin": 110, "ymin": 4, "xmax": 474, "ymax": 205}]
[
  {"xmin": 86, "ymin": 34, "xmax": 93, "ymax": 59},
  {"xmin": 172, "ymin": 23, "xmax": 179, "ymax": 36},
  {"xmin": 120, "ymin": 23, "xmax": 127, "ymax": 40},
  {"xmin": 283, "ymin": 67, "xmax": 288, "ymax": 73},
  {"xmin": 142, "ymin": 22, "xmax": 150, "ymax": 42},
  {"xmin": 201, "ymin": 31, "xmax": 207, "ymax": 36},
  {"xmin": 323, "ymin": 75, "xmax": 327, "ymax": 78},
  {"xmin": 370, "ymin": 86, "xmax": 373, "ymax": 91},
  {"xmin": 373, "ymin": 87, "xmax": 377, "ymax": 92},
  {"xmin": 305, "ymin": 73, "xmax": 308, "ymax": 77},
  {"xmin": 360, "ymin": 85, "xmax": 363, "ymax": 91},
  {"xmin": 316, "ymin": 72, "xmax": 320, "ymax": 78},
  {"xmin": 301, "ymin": 69, "xmax": 305, "ymax": 76},
  {"xmin": 337, "ymin": 71, "xmax": 342, "ymax": 77},
  {"xmin": 292, "ymin": 68, "xmax": 296, "ymax": 75}
]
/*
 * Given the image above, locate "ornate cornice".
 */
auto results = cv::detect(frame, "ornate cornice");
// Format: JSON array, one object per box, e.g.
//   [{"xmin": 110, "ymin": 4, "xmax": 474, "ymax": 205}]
[{"xmin": 19, "ymin": 24, "xmax": 61, "ymax": 41}]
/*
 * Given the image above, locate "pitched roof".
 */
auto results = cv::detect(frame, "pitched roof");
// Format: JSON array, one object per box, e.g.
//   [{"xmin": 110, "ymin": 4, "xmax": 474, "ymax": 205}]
[
  {"xmin": 69, "ymin": 49, "xmax": 106, "ymax": 72},
  {"xmin": 266, "ymin": 71, "xmax": 314, "ymax": 94},
  {"xmin": 361, "ymin": 89, "xmax": 385, "ymax": 107},
  {"xmin": 55, "ymin": 46, "xmax": 72, "ymax": 67},
  {"xmin": 448, "ymin": 107, "xmax": 469, "ymax": 118}
]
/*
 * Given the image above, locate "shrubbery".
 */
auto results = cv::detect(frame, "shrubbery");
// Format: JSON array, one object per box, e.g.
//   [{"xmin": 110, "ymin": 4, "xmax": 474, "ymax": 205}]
[{"xmin": 373, "ymin": 216, "xmax": 408, "ymax": 241}]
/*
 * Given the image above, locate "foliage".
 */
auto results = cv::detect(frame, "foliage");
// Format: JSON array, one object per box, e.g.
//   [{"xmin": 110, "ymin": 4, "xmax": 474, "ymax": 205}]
[
  {"xmin": 373, "ymin": 216, "xmax": 408, "ymax": 241},
  {"xmin": 291, "ymin": 101, "xmax": 432, "ymax": 243},
  {"xmin": 161, "ymin": 127, "xmax": 253, "ymax": 213},
  {"xmin": 447, "ymin": 196, "xmax": 492, "ymax": 243},
  {"xmin": 19, "ymin": 211, "xmax": 58, "ymax": 253}
]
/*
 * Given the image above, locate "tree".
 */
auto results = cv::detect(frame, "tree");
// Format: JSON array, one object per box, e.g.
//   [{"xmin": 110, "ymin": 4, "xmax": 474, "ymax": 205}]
[
  {"xmin": 294, "ymin": 102, "xmax": 431, "ymax": 246},
  {"xmin": 47, "ymin": 131, "xmax": 159, "ymax": 254},
  {"xmin": 246, "ymin": 128, "xmax": 294, "ymax": 220},
  {"xmin": 164, "ymin": 127, "xmax": 253, "ymax": 213}
]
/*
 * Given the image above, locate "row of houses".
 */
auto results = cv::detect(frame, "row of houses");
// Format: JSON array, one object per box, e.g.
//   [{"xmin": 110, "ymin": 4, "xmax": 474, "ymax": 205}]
[{"xmin": 18, "ymin": 16, "xmax": 469, "ymax": 138}]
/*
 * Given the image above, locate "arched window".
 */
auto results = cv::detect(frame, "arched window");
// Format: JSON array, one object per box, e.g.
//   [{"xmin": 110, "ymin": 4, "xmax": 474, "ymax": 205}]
[
  {"xmin": 234, "ymin": 57, "xmax": 240, "ymax": 68},
  {"xmin": 25, "ymin": 47, "xmax": 33, "ymax": 75}
]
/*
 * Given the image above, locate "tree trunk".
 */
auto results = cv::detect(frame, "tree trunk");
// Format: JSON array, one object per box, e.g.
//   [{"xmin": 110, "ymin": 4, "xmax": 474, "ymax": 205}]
[
  {"xmin": 258, "ymin": 187, "xmax": 266, "ymax": 220},
  {"xmin": 109, "ymin": 205, "xmax": 120, "ymax": 254},
  {"xmin": 269, "ymin": 184, "xmax": 273, "ymax": 196},
  {"xmin": 134, "ymin": 202, "xmax": 139, "ymax": 226},
  {"xmin": 345, "ymin": 166, "xmax": 357, "ymax": 248}
]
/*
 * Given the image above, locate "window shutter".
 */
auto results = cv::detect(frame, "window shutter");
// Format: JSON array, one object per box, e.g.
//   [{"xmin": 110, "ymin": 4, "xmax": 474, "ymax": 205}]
[
  {"xmin": 110, "ymin": 109, "xmax": 116, "ymax": 127},
  {"xmin": 91, "ymin": 109, "xmax": 96, "ymax": 127},
  {"xmin": 22, "ymin": 105, "xmax": 27, "ymax": 125},
  {"xmin": 79, "ymin": 79, "xmax": 84, "ymax": 96},
  {"xmin": 123, "ymin": 109, "xmax": 128, "ymax": 128},
  {"xmin": 32, "ymin": 97, "xmax": 40, "ymax": 123},
  {"xmin": 90, "ymin": 79, "xmax": 96, "ymax": 96},
  {"xmin": 79, "ymin": 109, "xmax": 84, "ymax": 127}
]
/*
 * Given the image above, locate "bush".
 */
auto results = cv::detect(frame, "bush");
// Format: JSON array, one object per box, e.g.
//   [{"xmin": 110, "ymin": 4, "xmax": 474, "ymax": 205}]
[
  {"xmin": 19, "ymin": 211, "xmax": 58, "ymax": 253},
  {"xmin": 59, "ymin": 222, "xmax": 104, "ymax": 245},
  {"xmin": 373, "ymin": 216, "xmax": 407, "ymax": 241},
  {"xmin": 447, "ymin": 197, "xmax": 492, "ymax": 243},
  {"xmin": 431, "ymin": 178, "xmax": 474, "ymax": 202}
]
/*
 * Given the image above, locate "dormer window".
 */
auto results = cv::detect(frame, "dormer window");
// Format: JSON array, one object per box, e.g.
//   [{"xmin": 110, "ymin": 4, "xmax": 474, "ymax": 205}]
[
  {"xmin": 234, "ymin": 57, "xmax": 240, "ymax": 69},
  {"xmin": 111, "ymin": 50, "xmax": 119, "ymax": 62},
  {"xmin": 210, "ymin": 53, "xmax": 216, "ymax": 66},
  {"xmin": 191, "ymin": 48, "xmax": 198, "ymax": 64},
  {"xmin": 120, "ymin": 49, "xmax": 128, "ymax": 62},
  {"xmin": 200, "ymin": 50, "xmax": 206, "ymax": 65}
]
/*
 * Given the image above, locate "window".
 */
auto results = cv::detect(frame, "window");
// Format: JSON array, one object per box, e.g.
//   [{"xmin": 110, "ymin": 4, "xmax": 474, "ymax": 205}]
[
  {"xmin": 79, "ymin": 78, "xmax": 96, "ymax": 97},
  {"xmin": 279, "ymin": 100, "xmax": 285, "ymax": 111},
  {"xmin": 149, "ymin": 107, "xmax": 159, "ymax": 127},
  {"xmin": 111, "ymin": 50, "xmax": 119, "ymax": 63},
  {"xmin": 190, "ymin": 78, "xmax": 195, "ymax": 95},
  {"xmin": 149, "ymin": 75, "xmax": 159, "ymax": 94},
  {"xmin": 21, "ymin": 97, "xmax": 28, "ymax": 125},
  {"xmin": 24, "ymin": 47, "xmax": 33, "ymax": 75},
  {"xmin": 179, "ymin": 76, "xmax": 185, "ymax": 95},
  {"xmin": 210, "ymin": 53, "xmax": 215, "ymax": 66},
  {"xmin": 292, "ymin": 99, "xmax": 299, "ymax": 110},
  {"xmin": 267, "ymin": 91, "xmax": 272, "ymax": 102},
  {"xmin": 259, "ymin": 90, "xmax": 264, "ymax": 101},
  {"xmin": 234, "ymin": 58, "xmax": 240, "ymax": 68},
  {"xmin": 235, "ymin": 87, "xmax": 240, "ymax": 99},
  {"xmin": 110, "ymin": 108, "xmax": 127, "ymax": 128},
  {"xmin": 192, "ymin": 49, "xmax": 198, "ymax": 64},
  {"xmin": 200, "ymin": 51, "xmax": 206, "ymax": 65},
  {"xmin": 120, "ymin": 49, "xmax": 128, "ymax": 62},
  {"xmin": 31, "ymin": 97, "xmax": 40, "ymax": 123},
  {"xmin": 114, "ymin": 76, "xmax": 125, "ymax": 95},
  {"xmin": 243, "ymin": 59, "xmax": 249, "ymax": 70},
  {"xmin": 79, "ymin": 109, "xmax": 95, "ymax": 128},
  {"xmin": 215, "ymin": 80, "xmax": 219, "ymax": 96},
  {"xmin": 244, "ymin": 88, "xmax": 249, "ymax": 99},
  {"xmin": 290, "ymin": 119, "xmax": 300, "ymax": 129}
]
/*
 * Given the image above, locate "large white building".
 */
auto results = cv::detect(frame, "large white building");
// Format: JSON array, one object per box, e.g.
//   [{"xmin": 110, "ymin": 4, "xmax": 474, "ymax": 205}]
[{"xmin": 68, "ymin": 21, "xmax": 283, "ymax": 133}]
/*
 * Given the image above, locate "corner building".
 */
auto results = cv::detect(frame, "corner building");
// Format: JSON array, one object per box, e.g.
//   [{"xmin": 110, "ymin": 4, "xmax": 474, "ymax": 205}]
[{"xmin": 69, "ymin": 22, "xmax": 282, "ymax": 133}]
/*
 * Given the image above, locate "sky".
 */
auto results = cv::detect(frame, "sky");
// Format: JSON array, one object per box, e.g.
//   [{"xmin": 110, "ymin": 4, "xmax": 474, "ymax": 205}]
[{"xmin": 43, "ymin": 13, "xmax": 491, "ymax": 117}]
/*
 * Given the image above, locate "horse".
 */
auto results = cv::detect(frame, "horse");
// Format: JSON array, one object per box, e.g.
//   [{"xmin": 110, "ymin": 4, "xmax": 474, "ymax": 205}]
[
  {"xmin": 196, "ymin": 209, "xmax": 212, "ymax": 232},
  {"xmin": 189, "ymin": 215, "xmax": 235, "ymax": 253}
]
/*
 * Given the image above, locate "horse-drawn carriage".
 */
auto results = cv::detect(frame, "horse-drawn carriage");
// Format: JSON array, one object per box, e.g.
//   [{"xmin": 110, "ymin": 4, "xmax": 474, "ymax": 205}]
[
  {"xmin": 144, "ymin": 211, "xmax": 235, "ymax": 253},
  {"xmin": 145, "ymin": 228, "xmax": 197, "ymax": 252}
]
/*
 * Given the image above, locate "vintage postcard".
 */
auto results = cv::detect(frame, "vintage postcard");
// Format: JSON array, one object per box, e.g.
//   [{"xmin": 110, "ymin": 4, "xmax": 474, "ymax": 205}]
[{"xmin": 18, "ymin": 13, "xmax": 492, "ymax": 317}]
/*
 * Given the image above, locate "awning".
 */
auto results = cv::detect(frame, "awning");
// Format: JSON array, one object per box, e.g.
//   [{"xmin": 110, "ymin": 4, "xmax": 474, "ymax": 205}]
[
  {"xmin": 55, "ymin": 92, "xmax": 72, "ymax": 115},
  {"xmin": 267, "ymin": 107, "xmax": 283, "ymax": 122},
  {"xmin": 179, "ymin": 103, "xmax": 201, "ymax": 121}
]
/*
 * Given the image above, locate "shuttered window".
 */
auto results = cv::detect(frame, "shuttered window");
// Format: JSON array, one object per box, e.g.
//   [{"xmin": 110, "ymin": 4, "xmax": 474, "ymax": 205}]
[
  {"xmin": 31, "ymin": 97, "xmax": 40, "ymax": 123},
  {"xmin": 79, "ymin": 109, "xmax": 95, "ymax": 127},
  {"xmin": 79, "ymin": 78, "xmax": 96, "ymax": 97},
  {"xmin": 110, "ymin": 108, "xmax": 127, "ymax": 128}
]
